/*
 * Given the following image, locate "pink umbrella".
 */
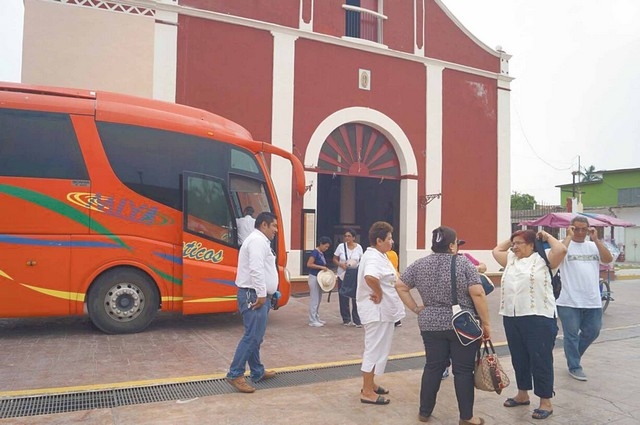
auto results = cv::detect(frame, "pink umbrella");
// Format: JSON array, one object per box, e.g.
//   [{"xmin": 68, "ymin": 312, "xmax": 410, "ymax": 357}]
[
  {"xmin": 579, "ymin": 212, "xmax": 636, "ymax": 227},
  {"xmin": 519, "ymin": 212, "xmax": 609, "ymax": 228}
]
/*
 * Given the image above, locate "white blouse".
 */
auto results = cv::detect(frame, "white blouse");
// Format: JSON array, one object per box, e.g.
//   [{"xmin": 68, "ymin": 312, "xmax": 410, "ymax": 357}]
[
  {"xmin": 333, "ymin": 242, "xmax": 363, "ymax": 280},
  {"xmin": 499, "ymin": 251, "xmax": 556, "ymax": 319},
  {"xmin": 356, "ymin": 247, "xmax": 406, "ymax": 324}
]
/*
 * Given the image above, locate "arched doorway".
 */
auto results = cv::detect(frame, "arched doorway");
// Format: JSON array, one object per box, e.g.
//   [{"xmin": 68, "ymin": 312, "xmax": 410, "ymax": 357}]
[{"xmin": 315, "ymin": 123, "xmax": 401, "ymax": 258}]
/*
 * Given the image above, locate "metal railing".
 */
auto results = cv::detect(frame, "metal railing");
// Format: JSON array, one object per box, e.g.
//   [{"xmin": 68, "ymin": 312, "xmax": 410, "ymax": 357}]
[{"xmin": 343, "ymin": 4, "xmax": 387, "ymax": 44}]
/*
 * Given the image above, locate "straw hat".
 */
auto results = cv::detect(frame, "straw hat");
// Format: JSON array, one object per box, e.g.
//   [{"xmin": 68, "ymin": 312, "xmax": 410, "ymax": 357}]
[{"xmin": 317, "ymin": 269, "xmax": 336, "ymax": 292}]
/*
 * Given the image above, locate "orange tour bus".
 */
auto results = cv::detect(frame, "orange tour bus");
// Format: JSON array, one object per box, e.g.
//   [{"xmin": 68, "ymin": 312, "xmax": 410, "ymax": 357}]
[{"xmin": 0, "ymin": 82, "xmax": 306, "ymax": 334}]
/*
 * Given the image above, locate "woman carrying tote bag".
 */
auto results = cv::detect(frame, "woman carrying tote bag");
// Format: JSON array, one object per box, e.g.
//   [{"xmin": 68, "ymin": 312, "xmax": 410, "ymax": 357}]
[{"xmin": 333, "ymin": 228, "xmax": 363, "ymax": 327}]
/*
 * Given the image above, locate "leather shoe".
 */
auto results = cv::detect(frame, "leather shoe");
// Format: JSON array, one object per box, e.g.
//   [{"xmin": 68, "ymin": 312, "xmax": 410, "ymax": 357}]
[
  {"xmin": 226, "ymin": 376, "xmax": 255, "ymax": 393},
  {"xmin": 418, "ymin": 414, "xmax": 430, "ymax": 422},
  {"xmin": 261, "ymin": 370, "xmax": 277, "ymax": 380},
  {"xmin": 459, "ymin": 418, "xmax": 485, "ymax": 425}
]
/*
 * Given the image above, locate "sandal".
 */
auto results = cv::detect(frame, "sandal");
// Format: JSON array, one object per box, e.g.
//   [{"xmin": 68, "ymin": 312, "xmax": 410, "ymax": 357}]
[
  {"xmin": 503, "ymin": 398, "xmax": 531, "ymax": 407},
  {"xmin": 532, "ymin": 409, "xmax": 553, "ymax": 420},
  {"xmin": 360, "ymin": 395, "xmax": 390, "ymax": 405},
  {"xmin": 374, "ymin": 386, "xmax": 389, "ymax": 395}
]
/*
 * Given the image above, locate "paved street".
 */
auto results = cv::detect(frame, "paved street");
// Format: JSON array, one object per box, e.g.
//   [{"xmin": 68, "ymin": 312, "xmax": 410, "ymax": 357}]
[{"xmin": 1, "ymin": 277, "xmax": 639, "ymax": 424}]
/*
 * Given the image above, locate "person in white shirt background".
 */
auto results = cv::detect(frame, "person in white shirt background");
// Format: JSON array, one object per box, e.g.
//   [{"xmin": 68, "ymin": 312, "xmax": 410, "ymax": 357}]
[
  {"xmin": 557, "ymin": 216, "xmax": 613, "ymax": 382},
  {"xmin": 236, "ymin": 206, "xmax": 255, "ymax": 245}
]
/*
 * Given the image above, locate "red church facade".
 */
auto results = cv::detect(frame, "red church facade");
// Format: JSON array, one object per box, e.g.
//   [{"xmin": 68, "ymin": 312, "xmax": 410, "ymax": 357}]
[{"xmin": 20, "ymin": 0, "xmax": 512, "ymax": 273}]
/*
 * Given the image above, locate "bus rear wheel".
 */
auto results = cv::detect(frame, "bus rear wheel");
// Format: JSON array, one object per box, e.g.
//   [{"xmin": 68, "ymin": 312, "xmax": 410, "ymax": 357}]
[{"xmin": 87, "ymin": 268, "xmax": 159, "ymax": 334}]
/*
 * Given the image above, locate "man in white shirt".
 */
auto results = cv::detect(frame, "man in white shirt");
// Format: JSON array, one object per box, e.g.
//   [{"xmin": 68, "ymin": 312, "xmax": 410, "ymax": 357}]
[
  {"xmin": 236, "ymin": 206, "xmax": 256, "ymax": 245},
  {"xmin": 226, "ymin": 211, "xmax": 279, "ymax": 393},
  {"xmin": 558, "ymin": 216, "xmax": 613, "ymax": 381}
]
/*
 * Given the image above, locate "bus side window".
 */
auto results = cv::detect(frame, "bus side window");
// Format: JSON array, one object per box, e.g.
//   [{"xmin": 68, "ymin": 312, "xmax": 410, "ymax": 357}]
[
  {"xmin": 0, "ymin": 109, "xmax": 88, "ymax": 180},
  {"xmin": 184, "ymin": 173, "xmax": 234, "ymax": 244}
]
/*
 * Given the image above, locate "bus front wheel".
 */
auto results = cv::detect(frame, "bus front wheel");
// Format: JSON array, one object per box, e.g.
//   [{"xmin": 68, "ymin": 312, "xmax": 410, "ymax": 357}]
[{"xmin": 87, "ymin": 268, "xmax": 159, "ymax": 334}]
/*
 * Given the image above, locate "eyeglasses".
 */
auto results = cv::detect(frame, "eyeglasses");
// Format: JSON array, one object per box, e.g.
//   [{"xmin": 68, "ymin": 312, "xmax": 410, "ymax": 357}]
[
  {"xmin": 573, "ymin": 227, "xmax": 589, "ymax": 233},
  {"xmin": 344, "ymin": 234, "xmax": 353, "ymax": 238}
]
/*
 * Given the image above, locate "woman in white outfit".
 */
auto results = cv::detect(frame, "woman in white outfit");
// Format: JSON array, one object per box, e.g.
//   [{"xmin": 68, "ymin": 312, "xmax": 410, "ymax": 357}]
[{"xmin": 358, "ymin": 221, "xmax": 406, "ymax": 405}]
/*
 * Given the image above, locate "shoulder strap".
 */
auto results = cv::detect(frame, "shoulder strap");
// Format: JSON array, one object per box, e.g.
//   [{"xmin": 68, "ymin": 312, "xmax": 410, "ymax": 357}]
[
  {"xmin": 450, "ymin": 255, "xmax": 459, "ymax": 306},
  {"xmin": 343, "ymin": 242, "xmax": 349, "ymax": 260},
  {"xmin": 534, "ymin": 239, "xmax": 554, "ymax": 278}
]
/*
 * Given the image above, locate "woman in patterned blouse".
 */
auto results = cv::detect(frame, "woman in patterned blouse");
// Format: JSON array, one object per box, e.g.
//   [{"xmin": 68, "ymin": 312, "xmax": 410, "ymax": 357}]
[{"xmin": 396, "ymin": 226, "xmax": 490, "ymax": 425}]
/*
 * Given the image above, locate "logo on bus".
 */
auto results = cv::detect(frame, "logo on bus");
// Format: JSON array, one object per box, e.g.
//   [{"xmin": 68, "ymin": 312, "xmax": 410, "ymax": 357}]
[
  {"xmin": 67, "ymin": 192, "xmax": 174, "ymax": 226},
  {"xmin": 183, "ymin": 241, "xmax": 224, "ymax": 263}
]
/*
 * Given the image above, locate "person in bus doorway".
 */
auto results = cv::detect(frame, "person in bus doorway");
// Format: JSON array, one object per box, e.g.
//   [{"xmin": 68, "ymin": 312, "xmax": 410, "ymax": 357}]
[
  {"xmin": 557, "ymin": 216, "xmax": 613, "ymax": 381},
  {"xmin": 333, "ymin": 228, "xmax": 364, "ymax": 327},
  {"xmin": 226, "ymin": 212, "xmax": 279, "ymax": 393},
  {"xmin": 236, "ymin": 206, "xmax": 256, "ymax": 245},
  {"xmin": 307, "ymin": 236, "xmax": 332, "ymax": 327}
]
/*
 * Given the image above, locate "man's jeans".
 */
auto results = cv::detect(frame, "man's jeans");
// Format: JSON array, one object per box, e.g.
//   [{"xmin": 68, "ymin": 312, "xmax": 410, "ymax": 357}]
[
  {"xmin": 557, "ymin": 306, "xmax": 602, "ymax": 372},
  {"xmin": 227, "ymin": 288, "xmax": 270, "ymax": 382}
]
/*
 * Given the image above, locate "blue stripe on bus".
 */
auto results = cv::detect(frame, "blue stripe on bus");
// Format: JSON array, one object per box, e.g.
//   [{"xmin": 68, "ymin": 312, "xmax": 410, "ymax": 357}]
[
  {"xmin": 203, "ymin": 278, "xmax": 237, "ymax": 287},
  {"xmin": 153, "ymin": 251, "xmax": 183, "ymax": 264},
  {"xmin": 0, "ymin": 235, "xmax": 121, "ymax": 248}
]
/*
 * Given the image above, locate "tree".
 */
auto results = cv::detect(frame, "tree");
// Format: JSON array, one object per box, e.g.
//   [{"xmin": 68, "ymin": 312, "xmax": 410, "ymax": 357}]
[
  {"xmin": 580, "ymin": 165, "xmax": 601, "ymax": 182},
  {"xmin": 511, "ymin": 192, "xmax": 536, "ymax": 210}
]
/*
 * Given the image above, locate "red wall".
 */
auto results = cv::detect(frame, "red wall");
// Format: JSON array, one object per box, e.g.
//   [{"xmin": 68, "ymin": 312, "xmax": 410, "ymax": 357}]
[
  {"xmin": 176, "ymin": 16, "xmax": 274, "ymax": 143},
  {"xmin": 180, "ymin": 0, "xmax": 300, "ymax": 28},
  {"xmin": 441, "ymin": 69, "xmax": 498, "ymax": 248},
  {"xmin": 425, "ymin": 0, "xmax": 500, "ymax": 73},
  {"xmin": 383, "ymin": 1, "xmax": 416, "ymax": 54}
]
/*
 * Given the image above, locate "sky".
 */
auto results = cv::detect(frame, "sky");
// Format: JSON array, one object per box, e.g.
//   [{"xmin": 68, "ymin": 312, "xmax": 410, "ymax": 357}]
[{"xmin": 1, "ymin": 0, "xmax": 639, "ymax": 205}]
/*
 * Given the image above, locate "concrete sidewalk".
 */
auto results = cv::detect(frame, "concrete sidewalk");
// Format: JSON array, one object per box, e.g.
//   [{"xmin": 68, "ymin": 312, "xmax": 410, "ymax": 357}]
[{"xmin": 5, "ymin": 324, "xmax": 639, "ymax": 425}]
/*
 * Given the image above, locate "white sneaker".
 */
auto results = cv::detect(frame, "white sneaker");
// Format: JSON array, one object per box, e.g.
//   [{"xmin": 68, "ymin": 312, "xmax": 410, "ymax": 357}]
[
  {"xmin": 343, "ymin": 321, "xmax": 353, "ymax": 326},
  {"xmin": 316, "ymin": 319, "xmax": 326, "ymax": 324},
  {"xmin": 308, "ymin": 321, "xmax": 324, "ymax": 327}
]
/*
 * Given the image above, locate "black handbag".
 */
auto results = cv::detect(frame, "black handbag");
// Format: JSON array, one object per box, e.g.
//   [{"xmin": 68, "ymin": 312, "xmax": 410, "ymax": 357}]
[
  {"xmin": 450, "ymin": 255, "xmax": 483, "ymax": 346},
  {"xmin": 338, "ymin": 243, "xmax": 358, "ymax": 299}
]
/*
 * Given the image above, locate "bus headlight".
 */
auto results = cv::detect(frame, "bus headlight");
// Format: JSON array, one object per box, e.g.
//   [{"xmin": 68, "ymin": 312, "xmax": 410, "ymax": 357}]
[{"xmin": 284, "ymin": 268, "xmax": 291, "ymax": 283}]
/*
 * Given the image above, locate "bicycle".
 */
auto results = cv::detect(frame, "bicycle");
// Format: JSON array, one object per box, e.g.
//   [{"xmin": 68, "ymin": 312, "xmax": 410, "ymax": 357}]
[{"xmin": 599, "ymin": 278, "xmax": 613, "ymax": 313}]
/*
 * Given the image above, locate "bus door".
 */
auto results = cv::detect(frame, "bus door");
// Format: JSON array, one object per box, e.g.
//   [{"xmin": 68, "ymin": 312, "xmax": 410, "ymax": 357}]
[{"xmin": 181, "ymin": 172, "xmax": 239, "ymax": 314}]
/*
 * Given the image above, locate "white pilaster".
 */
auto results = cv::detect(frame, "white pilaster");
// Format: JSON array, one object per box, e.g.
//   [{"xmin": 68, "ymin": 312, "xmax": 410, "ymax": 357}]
[
  {"xmin": 153, "ymin": 9, "xmax": 177, "ymax": 102},
  {"xmin": 271, "ymin": 31, "xmax": 298, "ymax": 271},
  {"xmin": 425, "ymin": 63, "xmax": 444, "ymax": 240},
  {"xmin": 497, "ymin": 78, "xmax": 512, "ymax": 242}
]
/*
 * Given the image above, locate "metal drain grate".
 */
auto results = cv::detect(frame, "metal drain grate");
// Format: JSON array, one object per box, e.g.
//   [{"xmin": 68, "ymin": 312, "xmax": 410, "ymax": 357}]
[{"xmin": 0, "ymin": 347, "xmax": 510, "ymax": 419}]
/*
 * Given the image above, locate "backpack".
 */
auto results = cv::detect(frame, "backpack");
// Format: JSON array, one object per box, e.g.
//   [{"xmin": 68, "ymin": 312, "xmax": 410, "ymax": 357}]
[{"xmin": 534, "ymin": 239, "xmax": 562, "ymax": 299}]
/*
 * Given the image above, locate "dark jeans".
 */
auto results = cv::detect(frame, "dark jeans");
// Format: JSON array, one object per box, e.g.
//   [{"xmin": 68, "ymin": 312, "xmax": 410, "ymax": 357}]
[
  {"xmin": 419, "ymin": 330, "xmax": 479, "ymax": 421},
  {"xmin": 338, "ymin": 278, "xmax": 360, "ymax": 325},
  {"xmin": 503, "ymin": 315, "xmax": 558, "ymax": 399}
]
